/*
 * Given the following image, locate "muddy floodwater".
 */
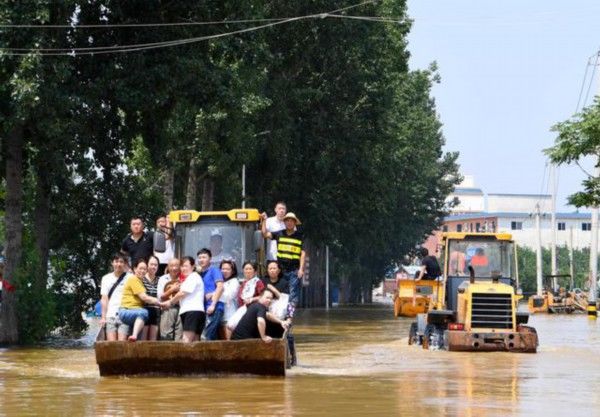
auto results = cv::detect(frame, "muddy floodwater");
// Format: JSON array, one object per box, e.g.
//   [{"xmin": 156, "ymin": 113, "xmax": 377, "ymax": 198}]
[{"xmin": 1, "ymin": 304, "xmax": 600, "ymax": 416}]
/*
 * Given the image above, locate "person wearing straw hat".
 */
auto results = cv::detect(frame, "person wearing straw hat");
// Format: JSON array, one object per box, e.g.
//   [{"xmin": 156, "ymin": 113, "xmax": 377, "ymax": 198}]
[{"xmin": 261, "ymin": 212, "xmax": 305, "ymax": 308}]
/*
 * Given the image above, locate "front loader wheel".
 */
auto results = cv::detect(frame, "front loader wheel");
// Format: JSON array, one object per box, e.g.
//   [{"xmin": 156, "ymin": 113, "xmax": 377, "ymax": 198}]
[
  {"xmin": 408, "ymin": 322, "xmax": 418, "ymax": 345},
  {"xmin": 423, "ymin": 324, "xmax": 444, "ymax": 350}
]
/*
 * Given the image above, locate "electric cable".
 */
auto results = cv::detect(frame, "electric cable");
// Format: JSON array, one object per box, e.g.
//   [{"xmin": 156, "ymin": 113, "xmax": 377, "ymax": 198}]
[{"xmin": 0, "ymin": 1, "xmax": 393, "ymax": 56}]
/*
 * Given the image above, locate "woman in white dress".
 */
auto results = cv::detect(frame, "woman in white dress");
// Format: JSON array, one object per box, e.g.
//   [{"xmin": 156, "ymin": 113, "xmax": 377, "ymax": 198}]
[{"xmin": 218, "ymin": 260, "xmax": 240, "ymax": 340}]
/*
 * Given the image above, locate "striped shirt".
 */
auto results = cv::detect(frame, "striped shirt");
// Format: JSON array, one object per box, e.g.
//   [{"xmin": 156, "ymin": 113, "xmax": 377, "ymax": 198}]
[{"xmin": 142, "ymin": 275, "xmax": 160, "ymax": 312}]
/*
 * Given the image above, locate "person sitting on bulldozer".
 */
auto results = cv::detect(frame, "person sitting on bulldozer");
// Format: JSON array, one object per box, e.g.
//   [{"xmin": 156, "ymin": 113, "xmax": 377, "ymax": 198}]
[{"xmin": 415, "ymin": 248, "xmax": 442, "ymax": 281}]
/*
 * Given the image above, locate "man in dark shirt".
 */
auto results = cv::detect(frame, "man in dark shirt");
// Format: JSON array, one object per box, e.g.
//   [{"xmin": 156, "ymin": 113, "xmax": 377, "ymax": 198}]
[
  {"xmin": 416, "ymin": 247, "xmax": 442, "ymax": 281},
  {"xmin": 232, "ymin": 289, "xmax": 289, "ymax": 342},
  {"xmin": 121, "ymin": 216, "xmax": 154, "ymax": 265}
]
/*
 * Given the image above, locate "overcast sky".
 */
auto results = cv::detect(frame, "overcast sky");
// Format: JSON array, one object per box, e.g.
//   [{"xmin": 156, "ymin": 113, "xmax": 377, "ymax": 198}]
[{"xmin": 406, "ymin": 0, "xmax": 600, "ymax": 212}]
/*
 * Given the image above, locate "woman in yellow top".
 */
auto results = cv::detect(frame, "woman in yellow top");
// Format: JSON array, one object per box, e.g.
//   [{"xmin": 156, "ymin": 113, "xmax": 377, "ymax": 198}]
[{"xmin": 119, "ymin": 258, "xmax": 166, "ymax": 342}]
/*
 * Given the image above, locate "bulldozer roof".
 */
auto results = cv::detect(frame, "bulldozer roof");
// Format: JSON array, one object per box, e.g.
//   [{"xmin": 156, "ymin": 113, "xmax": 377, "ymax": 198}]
[
  {"xmin": 441, "ymin": 232, "xmax": 513, "ymax": 241},
  {"xmin": 168, "ymin": 208, "xmax": 261, "ymax": 223}
]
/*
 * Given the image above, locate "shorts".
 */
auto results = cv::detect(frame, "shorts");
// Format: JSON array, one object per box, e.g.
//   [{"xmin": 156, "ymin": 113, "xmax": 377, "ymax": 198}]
[
  {"xmin": 118, "ymin": 308, "xmax": 149, "ymax": 327},
  {"xmin": 181, "ymin": 311, "xmax": 206, "ymax": 335},
  {"xmin": 106, "ymin": 316, "xmax": 129, "ymax": 336},
  {"xmin": 145, "ymin": 307, "xmax": 160, "ymax": 326}
]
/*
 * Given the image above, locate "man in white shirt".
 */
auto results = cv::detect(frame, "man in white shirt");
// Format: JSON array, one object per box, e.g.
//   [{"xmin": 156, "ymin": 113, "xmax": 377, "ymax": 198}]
[
  {"xmin": 263, "ymin": 201, "xmax": 287, "ymax": 262},
  {"xmin": 154, "ymin": 214, "xmax": 175, "ymax": 276},
  {"xmin": 100, "ymin": 253, "xmax": 130, "ymax": 341},
  {"xmin": 167, "ymin": 257, "xmax": 206, "ymax": 343}
]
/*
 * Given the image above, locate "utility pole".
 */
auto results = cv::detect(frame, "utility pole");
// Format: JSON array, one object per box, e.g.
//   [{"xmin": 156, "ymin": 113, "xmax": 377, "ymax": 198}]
[
  {"xmin": 569, "ymin": 226, "xmax": 574, "ymax": 289},
  {"xmin": 588, "ymin": 63, "xmax": 600, "ymax": 318},
  {"xmin": 550, "ymin": 164, "xmax": 558, "ymax": 291},
  {"xmin": 325, "ymin": 245, "xmax": 330, "ymax": 311},
  {"xmin": 535, "ymin": 203, "xmax": 543, "ymax": 297},
  {"xmin": 589, "ymin": 166, "xmax": 599, "ymax": 318},
  {"xmin": 240, "ymin": 164, "xmax": 246, "ymax": 266},
  {"xmin": 241, "ymin": 164, "xmax": 246, "ymax": 209}
]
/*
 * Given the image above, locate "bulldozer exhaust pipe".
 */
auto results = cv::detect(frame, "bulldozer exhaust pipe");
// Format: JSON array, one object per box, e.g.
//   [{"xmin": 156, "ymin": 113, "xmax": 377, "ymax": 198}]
[{"xmin": 469, "ymin": 266, "xmax": 475, "ymax": 284}]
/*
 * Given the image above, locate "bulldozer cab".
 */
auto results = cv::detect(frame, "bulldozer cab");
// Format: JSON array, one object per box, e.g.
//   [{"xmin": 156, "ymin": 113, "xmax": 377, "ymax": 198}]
[
  {"xmin": 155, "ymin": 209, "xmax": 264, "ymax": 269},
  {"xmin": 442, "ymin": 232, "xmax": 518, "ymax": 312}
]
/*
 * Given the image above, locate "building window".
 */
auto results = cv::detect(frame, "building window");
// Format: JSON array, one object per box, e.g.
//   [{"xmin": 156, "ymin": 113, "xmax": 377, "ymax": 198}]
[
  {"xmin": 442, "ymin": 225, "xmax": 448, "ymax": 232},
  {"xmin": 476, "ymin": 223, "xmax": 481, "ymax": 232},
  {"xmin": 583, "ymin": 222, "xmax": 592, "ymax": 231},
  {"xmin": 557, "ymin": 222, "xmax": 566, "ymax": 231},
  {"xmin": 511, "ymin": 221, "xmax": 523, "ymax": 230},
  {"xmin": 456, "ymin": 224, "xmax": 462, "ymax": 232}
]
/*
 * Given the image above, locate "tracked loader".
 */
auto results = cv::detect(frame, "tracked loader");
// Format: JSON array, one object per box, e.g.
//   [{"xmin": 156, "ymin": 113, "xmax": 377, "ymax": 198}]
[{"xmin": 408, "ymin": 232, "xmax": 538, "ymax": 353}]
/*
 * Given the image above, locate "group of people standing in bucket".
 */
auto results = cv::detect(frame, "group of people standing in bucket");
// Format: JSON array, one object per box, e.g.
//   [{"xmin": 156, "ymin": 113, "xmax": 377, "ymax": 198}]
[{"xmin": 99, "ymin": 201, "xmax": 304, "ymax": 365}]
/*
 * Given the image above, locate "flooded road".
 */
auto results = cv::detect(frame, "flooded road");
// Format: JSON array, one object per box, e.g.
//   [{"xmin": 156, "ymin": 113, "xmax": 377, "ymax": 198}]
[{"xmin": 1, "ymin": 305, "xmax": 600, "ymax": 416}]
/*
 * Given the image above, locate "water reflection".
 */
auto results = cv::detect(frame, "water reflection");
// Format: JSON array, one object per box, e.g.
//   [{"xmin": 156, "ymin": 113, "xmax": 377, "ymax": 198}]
[{"xmin": 1, "ymin": 306, "xmax": 600, "ymax": 416}]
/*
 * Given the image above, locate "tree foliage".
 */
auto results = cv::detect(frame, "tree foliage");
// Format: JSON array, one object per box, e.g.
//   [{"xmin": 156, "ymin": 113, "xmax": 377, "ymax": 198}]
[
  {"xmin": 0, "ymin": 0, "xmax": 459, "ymax": 342},
  {"xmin": 518, "ymin": 245, "xmax": 592, "ymax": 294},
  {"xmin": 547, "ymin": 98, "xmax": 600, "ymax": 207}
]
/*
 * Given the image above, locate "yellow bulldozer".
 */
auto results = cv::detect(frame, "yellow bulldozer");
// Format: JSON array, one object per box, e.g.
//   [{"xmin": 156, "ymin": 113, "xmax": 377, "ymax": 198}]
[
  {"xmin": 154, "ymin": 208, "xmax": 265, "ymax": 269},
  {"xmin": 528, "ymin": 274, "xmax": 587, "ymax": 314},
  {"xmin": 408, "ymin": 232, "xmax": 538, "ymax": 353}
]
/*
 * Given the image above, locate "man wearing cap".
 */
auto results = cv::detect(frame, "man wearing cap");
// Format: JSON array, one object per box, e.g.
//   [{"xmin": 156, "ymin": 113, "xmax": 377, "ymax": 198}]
[
  {"xmin": 261, "ymin": 212, "xmax": 306, "ymax": 307},
  {"xmin": 208, "ymin": 229, "xmax": 232, "ymax": 268}
]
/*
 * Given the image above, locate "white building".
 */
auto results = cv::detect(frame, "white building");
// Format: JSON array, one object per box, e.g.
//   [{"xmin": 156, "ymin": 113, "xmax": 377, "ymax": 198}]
[
  {"xmin": 444, "ymin": 211, "xmax": 593, "ymax": 250},
  {"xmin": 439, "ymin": 176, "xmax": 594, "ymax": 250}
]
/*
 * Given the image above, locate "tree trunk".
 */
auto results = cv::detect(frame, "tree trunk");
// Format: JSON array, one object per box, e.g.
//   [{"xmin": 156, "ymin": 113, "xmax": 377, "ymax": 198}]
[
  {"xmin": 162, "ymin": 166, "xmax": 175, "ymax": 211},
  {"xmin": 1, "ymin": 125, "xmax": 23, "ymax": 344},
  {"xmin": 201, "ymin": 177, "xmax": 214, "ymax": 211},
  {"xmin": 339, "ymin": 274, "xmax": 350, "ymax": 304},
  {"xmin": 362, "ymin": 284, "xmax": 373, "ymax": 304},
  {"xmin": 33, "ymin": 165, "xmax": 51, "ymax": 291},
  {"xmin": 185, "ymin": 157, "xmax": 199, "ymax": 209}
]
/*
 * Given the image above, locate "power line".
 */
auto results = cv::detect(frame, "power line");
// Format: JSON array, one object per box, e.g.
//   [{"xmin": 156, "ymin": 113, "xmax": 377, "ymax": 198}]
[
  {"xmin": 0, "ymin": 18, "xmax": 297, "ymax": 55},
  {"xmin": 323, "ymin": 14, "xmax": 402, "ymax": 23},
  {"xmin": 0, "ymin": 17, "xmax": 288, "ymax": 29},
  {"xmin": 536, "ymin": 160, "xmax": 549, "ymax": 211},
  {"xmin": 0, "ymin": 1, "xmax": 399, "ymax": 56},
  {"xmin": 575, "ymin": 56, "xmax": 592, "ymax": 113},
  {"xmin": 0, "ymin": 0, "xmax": 377, "ymax": 29},
  {"xmin": 582, "ymin": 51, "xmax": 600, "ymax": 108},
  {"xmin": 1, "ymin": 16, "xmax": 401, "ymax": 54}
]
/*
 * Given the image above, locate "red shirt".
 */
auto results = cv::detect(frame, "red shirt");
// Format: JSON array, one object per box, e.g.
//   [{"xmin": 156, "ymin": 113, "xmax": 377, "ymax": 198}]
[
  {"xmin": 0, "ymin": 278, "xmax": 15, "ymax": 292},
  {"xmin": 237, "ymin": 278, "xmax": 265, "ymax": 306}
]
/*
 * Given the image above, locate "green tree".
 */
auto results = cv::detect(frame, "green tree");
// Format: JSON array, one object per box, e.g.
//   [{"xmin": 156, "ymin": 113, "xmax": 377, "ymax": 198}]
[
  {"xmin": 518, "ymin": 245, "xmax": 593, "ymax": 294},
  {"xmin": 547, "ymin": 98, "xmax": 600, "ymax": 207}
]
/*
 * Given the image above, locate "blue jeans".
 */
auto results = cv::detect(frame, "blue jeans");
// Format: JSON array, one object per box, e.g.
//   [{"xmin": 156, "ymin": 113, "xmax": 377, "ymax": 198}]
[
  {"xmin": 284, "ymin": 269, "xmax": 301, "ymax": 307},
  {"xmin": 203, "ymin": 308, "xmax": 224, "ymax": 340},
  {"xmin": 118, "ymin": 308, "xmax": 149, "ymax": 327}
]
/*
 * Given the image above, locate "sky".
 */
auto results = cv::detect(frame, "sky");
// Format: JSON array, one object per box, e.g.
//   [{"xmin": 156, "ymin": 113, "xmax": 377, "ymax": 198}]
[{"xmin": 406, "ymin": 0, "xmax": 600, "ymax": 212}]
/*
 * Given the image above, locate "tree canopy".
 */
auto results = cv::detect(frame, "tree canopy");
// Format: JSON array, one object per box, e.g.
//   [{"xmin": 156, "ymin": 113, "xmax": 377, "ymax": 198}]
[
  {"xmin": 547, "ymin": 98, "xmax": 600, "ymax": 207},
  {"xmin": 0, "ymin": 0, "xmax": 459, "ymax": 343}
]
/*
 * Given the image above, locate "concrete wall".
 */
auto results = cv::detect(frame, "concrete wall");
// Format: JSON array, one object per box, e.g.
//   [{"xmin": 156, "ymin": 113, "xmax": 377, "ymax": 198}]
[
  {"xmin": 487, "ymin": 194, "xmax": 551, "ymax": 213},
  {"xmin": 496, "ymin": 217, "xmax": 594, "ymax": 250}
]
